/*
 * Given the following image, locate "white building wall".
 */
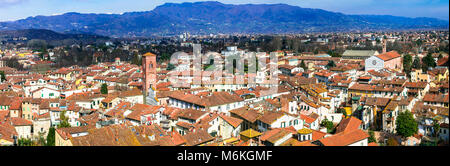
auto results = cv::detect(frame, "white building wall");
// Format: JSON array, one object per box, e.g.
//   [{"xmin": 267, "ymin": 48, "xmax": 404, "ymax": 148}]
[
  {"xmin": 365, "ymin": 56, "xmax": 384, "ymax": 72},
  {"xmin": 348, "ymin": 138, "xmax": 368, "ymax": 146}
]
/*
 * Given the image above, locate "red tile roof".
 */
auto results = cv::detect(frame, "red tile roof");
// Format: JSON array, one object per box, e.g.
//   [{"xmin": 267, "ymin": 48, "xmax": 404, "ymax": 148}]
[
  {"xmin": 437, "ymin": 56, "xmax": 448, "ymax": 66},
  {"xmin": 301, "ymin": 113, "xmax": 319, "ymax": 124},
  {"xmin": 260, "ymin": 128, "xmax": 293, "ymax": 144},
  {"xmin": 9, "ymin": 117, "xmax": 33, "ymax": 126},
  {"xmin": 335, "ymin": 117, "xmax": 362, "ymax": 134},
  {"xmin": 182, "ymin": 130, "xmax": 214, "ymax": 146},
  {"xmin": 376, "ymin": 51, "xmax": 401, "ymax": 61},
  {"xmin": 219, "ymin": 114, "xmax": 243, "ymax": 128},
  {"xmin": 318, "ymin": 129, "xmax": 369, "ymax": 146},
  {"xmin": 423, "ymin": 93, "xmax": 449, "ymax": 103}
]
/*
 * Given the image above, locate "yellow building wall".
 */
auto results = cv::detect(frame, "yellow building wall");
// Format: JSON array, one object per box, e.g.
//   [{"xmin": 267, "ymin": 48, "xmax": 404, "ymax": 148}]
[
  {"xmin": 0, "ymin": 139, "xmax": 13, "ymax": 146},
  {"xmin": 55, "ymin": 131, "xmax": 73, "ymax": 146}
]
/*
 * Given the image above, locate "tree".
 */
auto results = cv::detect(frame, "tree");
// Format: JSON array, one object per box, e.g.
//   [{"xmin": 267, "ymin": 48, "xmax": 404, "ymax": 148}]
[
  {"xmin": 37, "ymin": 135, "xmax": 46, "ymax": 146},
  {"xmin": 131, "ymin": 53, "xmax": 142, "ymax": 66},
  {"xmin": 368, "ymin": 130, "xmax": 377, "ymax": 143},
  {"xmin": 415, "ymin": 39, "xmax": 423, "ymax": 47},
  {"xmin": 101, "ymin": 83, "xmax": 108, "ymax": 94},
  {"xmin": 299, "ymin": 60, "xmax": 307, "ymax": 71},
  {"xmin": 433, "ymin": 120, "xmax": 440, "ymax": 138},
  {"xmin": 167, "ymin": 63, "xmax": 175, "ymax": 71},
  {"xmin": 402, "ymin": 54, "xmax": 412, "ymax": 77},
  {"xmin": 325, "ymin": 60, "xmax": 336, "ymax": 69},
  {"xmin": 58, "ymin": 111, "xmax": 71, "ymax": 128},
  {"xmin": 18, "ymin": 138, "xmax": 34, "ymax": 146},
  {"xmin": 46, "ymin": 127, "xmax": 56, "ymax": 146},
  {"xmin": 420, "ymin": 140, "xmax": 437, "ymax": 146},
  {"xmin": 0, "ymin": 71, "xmax": 6, "ymax": 82},
  {"xmin": 159, "ymin": 52, "xmax": 171, "ymax": 62},
  {"xmin": 27, "ymin": 39, "xmax": 47, "ymax": 50},
  {"xmin": 5, "ymin": 57, "xmax": 24, "ymax": 70},
  {"xmin": 337, "ymin": 108, "xmax": 347, "ymax": 118},
  {"xmin": 327, "ymin": 50, "xmax": 341, "ymax": 57},
  {"xmin": 395, "ymin": 110, "xmax": 418, "ymax": 138},
  {"xmin": 321, "ymin": 119, "xmax": 334, "ymax": 133},
  {"xmin": 412, "ymin": 56, "xmax": 421, "ymax": 69},
  {"xmin": 422, "ymin": 53, "xmax": 436, "ymax": 72}
]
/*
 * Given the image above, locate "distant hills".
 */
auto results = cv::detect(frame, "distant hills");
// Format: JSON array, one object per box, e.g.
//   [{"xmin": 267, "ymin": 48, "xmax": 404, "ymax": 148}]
[
  {"xmin": 0, "ymin": 1, "xmax": 448, "ymax": 37},
  {"xmin": 0, "ymin": 29, "xmax": 108, "ymax": 41},
  {"xmin": 0, "ymin": 29, "xmax": 109, "ymax": 46}
]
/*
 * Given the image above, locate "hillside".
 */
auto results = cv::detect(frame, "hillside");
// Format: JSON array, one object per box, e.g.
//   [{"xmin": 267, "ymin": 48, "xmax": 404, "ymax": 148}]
[{"xmin": 0, "ymin": 1, "xmax": 447, "ymax": 37}]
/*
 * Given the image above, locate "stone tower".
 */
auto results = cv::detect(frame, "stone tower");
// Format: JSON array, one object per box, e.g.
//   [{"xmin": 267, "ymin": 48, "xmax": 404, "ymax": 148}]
[
  {"xmin": 142, "ymin": 52, "xmax": 158, "ymax": 105},
  {"xmin": 382, "ymin": 39, "xmax": 387, "ymax": 54},
  {"xmin": 142, "ymin": 52, "xmax": 157, "ymax": 93}
]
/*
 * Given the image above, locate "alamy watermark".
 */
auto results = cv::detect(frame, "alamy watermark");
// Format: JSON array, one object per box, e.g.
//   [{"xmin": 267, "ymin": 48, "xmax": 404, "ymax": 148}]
[{"xmin": 167, "ymin": 44, "xmax": 279, "ymax": 94}]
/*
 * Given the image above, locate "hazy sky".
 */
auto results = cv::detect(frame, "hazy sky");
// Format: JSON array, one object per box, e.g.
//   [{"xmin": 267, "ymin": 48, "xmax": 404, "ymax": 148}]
[{"xmin": 0, "ymin": 0, "xmax": 448, "ymax": 21}]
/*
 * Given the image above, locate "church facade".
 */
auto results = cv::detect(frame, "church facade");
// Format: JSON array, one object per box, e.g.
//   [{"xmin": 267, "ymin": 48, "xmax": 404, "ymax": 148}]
[{"xmin": 365, "ymin": 51, "xmax": 402, "ymax": 72}]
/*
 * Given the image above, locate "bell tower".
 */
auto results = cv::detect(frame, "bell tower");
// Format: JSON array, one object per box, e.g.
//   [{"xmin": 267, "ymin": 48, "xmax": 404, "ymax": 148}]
[{"xmin": 142, "ymin": 52, "xmax": 157, "ymax": 105}]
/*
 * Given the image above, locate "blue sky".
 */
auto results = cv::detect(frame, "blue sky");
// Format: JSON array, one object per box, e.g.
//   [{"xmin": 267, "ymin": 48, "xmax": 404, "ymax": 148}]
[{"xmin": 0, "ymin": 0, "xmax": 448, "ymax": 21}]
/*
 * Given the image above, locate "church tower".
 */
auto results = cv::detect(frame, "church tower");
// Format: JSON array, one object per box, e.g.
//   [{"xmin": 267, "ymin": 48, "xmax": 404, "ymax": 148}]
[
  {"xmin": 142, "ymin": 52, "xmax": 159, "ymax": 105},
  {"xmin": 142, "ymin": 52, "xmax": 157, "ymax": 94}
]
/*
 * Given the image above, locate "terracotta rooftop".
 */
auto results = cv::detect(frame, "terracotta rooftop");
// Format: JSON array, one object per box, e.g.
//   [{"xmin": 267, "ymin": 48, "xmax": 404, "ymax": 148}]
[
  {"xmin": 317, "ymin": 129, "xmax": 369, "ymax": 146},
  {"xmin": 376, "ymin": 51, "xmax": 401, "ymax": 61},
  {"xmin": 335, "ymin": 117, "xmax": 362, "ymax": 134}
]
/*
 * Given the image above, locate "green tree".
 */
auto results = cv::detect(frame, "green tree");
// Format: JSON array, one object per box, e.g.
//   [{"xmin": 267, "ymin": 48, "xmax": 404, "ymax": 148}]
[
  {"xmin": 101, "ymin": 83, "xmax": 108, "ymax": 94},
  {"xmin": 395, "ymin": 110, "xmax": 418, "ymax": 138},
  {"xmin": 0, "ymin": 71, "xmax": 6, "ymax": 82},
  {"xmin": 167, "ymin": 63, "xmax": 175, "ymax": 71},
  {"xmin": 18, "ymin": 138, "xmax": 34, "ymax": 146},
  {"xmin": 422, "ymin": 53, "xmax": 436, "ymax": 72},
  {"xmin": 368, "ymin": 130, "xmax": 377, "ymax": 143},
  {"xmin": 321, "ymin": 119, "xmax": 334, "ymax": 133},
  {"xmin": 46, "ymin": 127, "xmax": 56, "ymax": 146},
  {"xmin": 337, "ymin": 108, "xmax": 347, "ymax": 118},
  {"xmin": 412, "ymin": 56, "xmax": 421, "ymax": 69},
  {"xmin": 5, "ymin": 57, "xmax": 24, "ymax": 70},
  {"xmin": 402, "ymin": 54, "xmax": 412, "ymax": 77},
  {"xmin": 327, "ymin": 50, "xmax": 341, "ymax": 57},
  {"xmin": 131, "ymin": 53, "xmax": 142, "ymax": 66},
  {"xmin": 299, "ymin": 60, "xmax": 307, "ymax": 71},
  {"xmin": 325, "ymin": 60, "xmax": 336, "ymax": 69},
  {"xmin": 433, "ymin": 120, "xmax": 440, "ymax": 138},
  {"xmin": 58, "ymin": 111, "xmax": 71, "ymax": 128},
  {"xmin": 159, "ymin": 53, "xmax": 171, "ymax": 61},
  {"xmin": 415, "ymin": 39, "xmax": 423, "ymax": 47}
]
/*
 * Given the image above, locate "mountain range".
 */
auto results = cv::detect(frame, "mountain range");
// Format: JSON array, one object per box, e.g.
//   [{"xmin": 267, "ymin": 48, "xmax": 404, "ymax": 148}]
[
  {"xmin": 0, "ymin": 29, "xmax": 108, "ymax": 41},
  {"xmin": 0, "ymin": 1, "xmax": 448, "ymax": 37}
]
